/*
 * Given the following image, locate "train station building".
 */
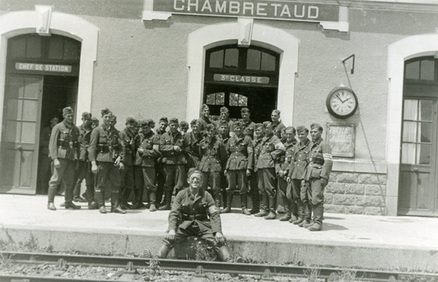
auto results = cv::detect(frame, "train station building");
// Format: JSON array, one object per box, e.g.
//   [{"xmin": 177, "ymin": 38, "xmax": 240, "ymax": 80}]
[{"xmin": 0, "ymin": 0, "xmax": 437, "ymax": 217}]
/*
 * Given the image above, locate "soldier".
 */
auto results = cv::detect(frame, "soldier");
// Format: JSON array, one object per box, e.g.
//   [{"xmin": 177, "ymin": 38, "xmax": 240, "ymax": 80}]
[
  {"xmin": 216, "ymin": 121, "xmax": 231, "ymax": 208},
  {"xmin": 248, "ymin": 123, "xmax": 264, "ymax": 214},
  {"xmin": 199, "ymin": 124, "xmax": 228, "ymax": 207},
  {"xmin": 198, "ymin": 104, "xmax": 214, "ymax": 133},
  {"xmin": 276, "ymin": 126, "xmax": 298, "ymax": 222},
  {"xmin": 88, "ymin": 108, "xmax": 126, "ymax": 214},
  {"xmin": 305, "ymin": 123, "xmax": 333, "ymax": 231},
  {"xmin": 47, "ymin": 107, "xmax": 80, "ymax": 210},
  {"xmin": 135, "ymin": 119, "xmax": 161, "ymax": 212},
  {"xmin": 185, "ymin": 119, "xmax": 202, "ymax": 170},
  {"xmin": 222, "ymin": 121, "xmax": 253, "ymax": 215},
  {"xmin": 179, "ymin": 121, "xmax": 189, "ymax": 136},
  {"xmin": 159, "ymin": 118, "xmax": 188, "ymax": 210},
  {"xmin": 156, "ymin": 168, "xmax": 231, "ymax": 261},
  {"xmin": 73, "ymin": 112, "xmax": 98, "ymax": 209},
  {"xmin": 91, "ymin": 117, "xmax": 99, "ymax": 129},
  {"xmin": 215, "ymin": 106, "xmax": 234, "ymax": 134},
  {"xmin": 240, "ymin": 107, "xmax": 255, "ymax": 139},
  {"xmin": 155, "ymin": 117, "xmax": 168, "ymax": 208},
  {"xmin": 271, "ymin": 109, "xmax": 286, "ymax": 140},
  {"xmin": 254, "ymin": 121, "xmax": 285, "ymax": 220},
  {"xmin": 287, "ymin": 126, "xmax": 313, "ymax": 226},
  {"xmin": 132, "ymin": 121, "xmax": 147, "ymax": 209},
  {"xmin": 118, "ymin": 117, "xmax": 138, "ymax": 209},
  {"xmin": 38, "ymin": 116, "xmax": 58, "ymax": 195}
]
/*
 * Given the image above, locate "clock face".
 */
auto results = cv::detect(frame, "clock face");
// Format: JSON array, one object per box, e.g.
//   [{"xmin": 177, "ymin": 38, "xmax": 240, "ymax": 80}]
[{"xmin": 327, "ymin": 87, "xmax": 358, "ymax": 118}]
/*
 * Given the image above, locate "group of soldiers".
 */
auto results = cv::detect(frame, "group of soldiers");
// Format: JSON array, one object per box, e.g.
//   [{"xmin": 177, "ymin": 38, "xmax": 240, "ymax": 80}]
[{"xmin": 46, "ymin": 104, "xmax": 332, "ymax": 232}]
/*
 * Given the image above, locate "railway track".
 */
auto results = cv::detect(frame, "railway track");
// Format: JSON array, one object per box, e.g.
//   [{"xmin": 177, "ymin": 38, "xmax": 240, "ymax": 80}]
[{"xmin": 1, "ymin": 251, "xmax": 437, "ymax": 281}]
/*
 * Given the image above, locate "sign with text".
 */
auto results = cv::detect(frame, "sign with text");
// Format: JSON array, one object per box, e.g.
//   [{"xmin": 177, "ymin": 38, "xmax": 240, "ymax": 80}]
[
  {"xmin": 153, "ymin": 0, "xmax": 339, "ymax": 22},
  {"xmin": 214, "ymin": 74, "xmax": 270, "ymax": 84},
  {"xmin": 15, "ymin": 62, "xmax": 72, "ymax": 73},
  {"xmin": 327, "ymin": 123, "xmax": 355, "ymax": 158}
]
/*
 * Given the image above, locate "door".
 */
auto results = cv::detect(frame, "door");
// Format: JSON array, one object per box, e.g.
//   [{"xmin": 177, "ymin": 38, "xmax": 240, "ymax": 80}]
[
  {"xmin": 399, "ymin": 98, "xmax": 438, "ymax": 216},
  {"xmin": 0, "ymin": 75, "xmax": 43, "ymax": 194}
]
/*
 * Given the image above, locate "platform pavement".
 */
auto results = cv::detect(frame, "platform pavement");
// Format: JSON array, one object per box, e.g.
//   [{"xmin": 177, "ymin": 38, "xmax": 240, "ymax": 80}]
[{"xmin": 0, "ymin": 194, "xmax": 437, "ymax": 272}]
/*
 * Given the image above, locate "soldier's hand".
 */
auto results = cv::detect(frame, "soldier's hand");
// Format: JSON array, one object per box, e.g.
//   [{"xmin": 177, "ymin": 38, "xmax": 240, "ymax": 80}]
[
  {"xmin": 287, "ymin": 177, "xmax": 291, "ymax": 183},
  {"xmin": 138, "ymin": 148, "xmax": 144, "ymax": 154},
  {"xmin": 224, "ymin": 169, "xmax": 227, "ymax": 176},
  {"xmin": 301, "ymin": 180, "xmax": 306, "ymax": 188},
  {"xmin": 215, "ymin": 232, "xmax": 225, "ymax": 245},
  {"xmin": 246, "ymin": 169, "xmax": 251, "ymax": 177},
  {"xmin": 278, "ymin": 170, "xmax": 285, "ymax": 177},
  {"xmin": 91, "ymin": 162, "xmax": 98, "ymax": 174},
  {"xmin": 321, "ymin": 178, "xmax": 328, "ymax": 187},
  {"xmin": 53, "ymin": 159, "xmax": 61, "ymax": 169},
  {"xmin": 166, "ymin": 230, "xmax": 176, "ymax": 241},
  {"xmin": 119, "ymin": 162, "xmax": 125, "ymax": 170},
  {"xmin": 173, "ymin": 146, "xmax": 181, "ymax": 152}
]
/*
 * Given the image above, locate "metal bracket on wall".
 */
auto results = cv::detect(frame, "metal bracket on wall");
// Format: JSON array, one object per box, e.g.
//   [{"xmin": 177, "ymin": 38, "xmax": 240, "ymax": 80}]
[{"xmin": 342, "ymin": 54, "xmax": 355, "ymax": 75}]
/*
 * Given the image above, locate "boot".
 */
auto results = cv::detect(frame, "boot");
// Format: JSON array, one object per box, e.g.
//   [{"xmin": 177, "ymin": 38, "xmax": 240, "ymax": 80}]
[
  {"xmin": 156, "ymin": 188, "xmax": 164, "ymax": 208},
  {"xmin": 249, "ymin": 193, "xmax": 260, "ymax": 214},
  {"xmin": 241, "ymin": 194, "xmax": 251, "ymax": 215},
  {"xmin": 65, "ymin": 202, "xmax": 81, "ymax": 210},
  {"xmin": 157, "ymin": 244, "xmax": 172, "ymax": 258},
  {"xmin": 149, "ymin": 192, "xmax": 157, "ymax": 212},
  {"xmin": 308, "ymin": 204, "xmax": 323, "ymax": 231},
  {"xmin": 264, "ymin": 196, "xmax": 276, "ymax": 220},
  {"xmin": 159, "ymin": 191, "xmax": 172, "ymax": 210},
  {"xmin": 254, "ymin": 194, "xmax": 268, "ymax": 217},
  {"xmin": 213, "ymin": 192, "xmax": 222, "ymax": 209},
  {"xmin": 95, "ymin": 191, "xmax": 106, "ymax": 214},
  {"xmin": 88, "ymin": 201, "xmax": 98, "ymax": 209},
  {"xmin": 221, "ymin": 191, "xmax": 233, "ymax": 213},
  {"xmin": 99, "ymin": 205, "xmax": 107, "ymax": 214},
  {"xmin": 292, "ymin": 202, "xmax": 305, "ymax": 225},
  {"xmin": 47, "ymin": 202, "xmax": 56, "ymax": 211},
  {"xmin": 111, "ymin": 192, "xmax": 127, "ymax": 214},
  {"xmin": 216, "ymin": 245, "xmax": 231, "ymax": 262},
  {"xmin": 279, "ymin": 199, "xmax": 291, "ymax": 221},
  {"xmin": 298, "ymin": 219, "xmax": 312, "ymax": 228}
]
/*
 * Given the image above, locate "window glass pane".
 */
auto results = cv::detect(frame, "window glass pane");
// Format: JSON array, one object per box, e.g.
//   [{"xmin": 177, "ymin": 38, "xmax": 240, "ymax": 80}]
[
  {"xmin": 21, "ymin": 122, "xmax": 36, "ymax": 143},
  {"xmin": 246, "ymin": 49, "xmax": 261, "ymax": 70},
  {"xmin": 420, "ymin": 60, "xmax": 434, "ymax": 81},
  {"xmin": 224, "ymin": 48, "xmax": 238, "ymax": 69},
  {"xmin": 401, "ymin": 143, "xmax": 415, "ymax": 164},
  {"xmin": 261, "ymin": 52, "xmax": 276, "ymax": 71},
  {"xmin": 419, "ymin": 122, "xmax": 432, "ymax": 143},
  {"xmin": 5, "ymin": 121, "xmax": 21, "ymax": 142},
  {"xmin": 216, "ymin": 92, "xmax": 225, "ymax": 105},
  {"xmin": 239, "ymin": 95, "xmax": 248, "ymax": 106},
  {"xmin": 230, "ymin": 93, "xmax": 238, "ymax": 106},
  {"xmin": 64, "ymin": 40, "xmax": 80, "ymax": 60},
  {"xmin": 26, "ymin": 36, "xmax": 42, "ymax": 58},
  {"xmin": 7, "ymin": 99, "xmax": 22, "ymax": 120},
  {"xmin": 403, "ymin": 99, "xmax": 418, "ymax": 120},
  {"xmin": 209, "ymin": 50, "xmax": 224, "ymax": 68},
  {"xmin": 7, "ymin": 76, "xmax": 24, "ymax": 99},
  {"xmin": 417, "ymin": 144, "xmax": 431, "ymax": 165},
  {"xmin": 419, "ymin": 100, "xmax": 432, "ymax": 121},
  {"xmin": 405, "ymin": 61, "xmax": 420, "ymax": 80},
  {"xmin": 9, "ymin": 37, "xmax": 26, "ymax": 58},
  {"xmin": 22, "ymin": 100, "xmax": 38, "ymax": 121},
  {"xmin": 402, "ymin": 121, "xmax": 417, "ymax": 142},
  {"xmin": 24, "ymin": 77, "xmax": 41, "ymax": 99},
  {"xmin": 206, "ymin": 94, "xmax": 215, "ymax": 105},
  {"xmin": 48, "ymin": 37, "xmax": 64, "ymax": 60}
]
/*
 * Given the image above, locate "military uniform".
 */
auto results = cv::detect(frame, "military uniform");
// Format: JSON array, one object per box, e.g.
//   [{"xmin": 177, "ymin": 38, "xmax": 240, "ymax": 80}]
[
  {"xmin": 184, "ymin": 131, "xmax": 202, "ymax": 169},
  {"xmin": 255, "ymin": 133, "xmax": 285, "ymax": 218},
  {"xmin": 154, "ymin": 128, "xmax": 167, "ymax": 208},
  {"xmin": 88, "ymin": 123, "xmax": 125, "ymax": 212},
  {"xmin": 248, "ymin": 134, "xmax": 264, "ymax": 214},
  {"xmin": 47, "ymin": 120, "xmax": 80, "ymax": 208},
  {"xmin": 272, "ymin": 121, "xmax": 286, "ymax": 140},
  {"xmin": 197, "ymin": 116, "xmax": 214, "ymax": 134},
  {"xmin": 217, "ymin": 133, "xmax": 230, "ymax": 207},
  {"xmin": 119, "ymin": 127, "xmax": 136, "ymax": 208},
  {"xmin": 241, "ymin": 119, "xmax": 256, "ymax": 139}
]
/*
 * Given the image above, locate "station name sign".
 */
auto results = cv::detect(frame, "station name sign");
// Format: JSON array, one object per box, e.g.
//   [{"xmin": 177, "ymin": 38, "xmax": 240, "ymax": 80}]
[
  {"xmin": 214, "ymin": 74, "xmax": 269, "ymax": 84},
  {"xmin": 153, "ymin": 0, "xmax": 339, "ymax": 22},
  {"xmin": 15, "ymin": 62, "xmax": 72, "ymax": 73}
]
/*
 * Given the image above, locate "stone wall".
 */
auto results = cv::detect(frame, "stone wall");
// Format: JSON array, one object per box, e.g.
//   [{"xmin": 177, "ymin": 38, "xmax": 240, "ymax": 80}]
[{"xmin": 325, "ymin": 172, "xmax": 387, "ymax": 216}]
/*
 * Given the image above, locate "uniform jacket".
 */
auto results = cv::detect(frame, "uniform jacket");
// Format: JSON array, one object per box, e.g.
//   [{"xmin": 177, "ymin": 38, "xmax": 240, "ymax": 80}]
[
  {"xmin": 134, "ymin": 131, "xmax": 161, "ymax": 168},
  {"xmin": 289, "ymin": 138, "xmax": 312, "ymax": 180},
  {"xmin": 77, "ymin": 124, "xmax": 92, "ymax": 162},
  {"xmin": 197, "ymin": 116, "xmax": 213, "ymax": 133},
  {"xmin": 184, "ymin": 131, "xmax": 202, "ymax": 167},
  {"xmin": 256, "ymin": 134, "xmax": 285, "ymax": 169},
  {"xmin": 168, "ymin": 188, "xmax": 222, "ymax": 234},
  {"xmin": 308, "ymin": 138, "xmax": 333, "ymax": 180},
  {"xmin": 241, "ymin": 119, "xmax": 256, "ymax": 139},
  {"xmin": 199, "ymin": 136, "xmax": 227, "ymax": 172},
  {"xmin": 88, "ymin": 124, "xmax": 124, "ymax": 163},
  {"xmin": 119, "ymin": 128, "xmax": 136, "ymax": 166},
  {"xmin": 49, "ymin": 120, "xmax": 79, "ymax": 161},
  {"xmin": 159, "ymin": 131, "xmax": 188, "ymax": 165},
  {"xmin": 276, "ymin": 139, "xmax": 297, "ymax": 176},
  {"xmin": 272, "ymin": 121, "xmax": 286, "ymax": 139},
  {"xmin": 250, "ymin": 136, "xmax": 264, "ymax": 172},
  {"xmin": 303, "ymin": 163, "xmax": 324, "ymax": 181},
  {"xmin": 225, "ymin": 134, "xmax": 253, "ymax": 171}
]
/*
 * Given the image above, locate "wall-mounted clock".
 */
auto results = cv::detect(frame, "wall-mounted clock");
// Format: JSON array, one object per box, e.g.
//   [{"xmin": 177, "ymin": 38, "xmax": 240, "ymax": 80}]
[{"xmin": 326, "ymin": 87, "xmax": 358, "ymax": 119}]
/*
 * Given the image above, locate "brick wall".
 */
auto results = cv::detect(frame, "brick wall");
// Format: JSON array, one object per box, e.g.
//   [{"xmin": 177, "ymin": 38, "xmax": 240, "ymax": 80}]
[{"xmin": 325, "ymin": 172, "xmax": 387, "ymax": 215}]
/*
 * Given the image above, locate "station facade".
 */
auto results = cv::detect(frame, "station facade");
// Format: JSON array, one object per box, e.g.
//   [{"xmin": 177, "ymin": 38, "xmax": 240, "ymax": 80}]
[{"xmin": 0, "ymin": 0, "xmax": 437, "ymax": 217}]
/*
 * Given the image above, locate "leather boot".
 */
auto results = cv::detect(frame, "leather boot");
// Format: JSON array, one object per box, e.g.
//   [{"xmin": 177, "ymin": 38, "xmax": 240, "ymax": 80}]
[
  {"xmin": 111, "ymin": 192, "xmax": 127, "ymax": 214},
  {"xmin": 254, "ymin": 194, "xmax": 268, "ymax": 217},
  {"xmin": 308, "ymin": 204, "xmax": 323, "ymax": 231},
  {"xmin": 159, "ymin": 191, "xmax": 172, "ymax": 210},
  {"xmin": 292, "ymin": 202, "xmax": 305, "ymax": 225},
  {"xmin": 241, "ymin": 194, "xmax": 251, "ymax": 215},
  {"xmin": 213, "ymin": 192, "xmax": 222, "ymax": 209},
  {"xmin": 149, "ymin": 192, "xmax": 157, "ymax": 212},
  {"xmin": 157, "ymin": 244, "xmax": 172, "ymax": 258},
  {"xmin": 47, "ymin": 202, "xmax": 56, "ymax": 211},
  {"xmin": 216, "ymin": 245, "xmax": 231, "ymax": 262},
  {"xmin": 250, "ymin": 193, "xmax": 260, "ymax": 214},
  {"xmin": 48, "ymin": 186, "xmax": 57, "ymax": 204},
  {"xmin": 264, "ymin": 196, "xmax": 276, "ymax": 220},
  {"xmin": 221, "ymin": 191, "xmax": 233, "ymax": 213},
  {"xmin": 88, "ymin": 201, "xmax": 98, "ymax": 209},
  {"xmin": 65, "ymin": 201, "xmax": 81, "ymax": 209},
  {"xmin": 95, "ymin": 191, "xmax": 106, "ymax": 213},
  {"xmin": 279, "ymin": 199, "xmax": 291, "ymax": 221}
]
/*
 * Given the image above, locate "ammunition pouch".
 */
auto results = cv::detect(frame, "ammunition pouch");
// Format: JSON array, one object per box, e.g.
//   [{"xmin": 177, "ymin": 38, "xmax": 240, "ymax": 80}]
[{"xmin": 97, "ymin": 144, "xmax": 109, "ymax": 153}]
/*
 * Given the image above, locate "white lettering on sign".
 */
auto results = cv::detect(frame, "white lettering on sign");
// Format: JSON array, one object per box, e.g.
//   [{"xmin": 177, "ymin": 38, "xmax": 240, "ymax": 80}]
[
  {"xmin": 213, "ymin": 74, "xmax": 269, "ymax": 84},
  {"xmin": 15, "ymin": 63, "xmax": 72, "ymax": 73}
]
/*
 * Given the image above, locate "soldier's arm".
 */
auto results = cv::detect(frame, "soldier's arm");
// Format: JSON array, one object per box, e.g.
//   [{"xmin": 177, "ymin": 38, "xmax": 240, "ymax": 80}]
[
  {"xmin": 88, "ymin": 128, "xmax": 98, "ymax": 162},
  {"xmin": 246, "ymin": 137, "xmax": 254, "ymax": 171},
  {"xmin": 271, "ymin": 137, "xmax": 286, "ymax": 160},
  {"xmin": 159, "ymin": 134, "xmax": 175, "ymax": 155},
  {"xmin": 206, "ymin": 192, "xmax": 222, "ymax": 234},
  {"xmin": 321, "ymin": 141, "xmax": 333, "ymax": 179},
  {"xmin": 48, "ymin": 125, "xmax": 60, "ymax": 160},
  {"xmin": 167, "ymin": 192, "xmax": 183, "ymax": 232}
]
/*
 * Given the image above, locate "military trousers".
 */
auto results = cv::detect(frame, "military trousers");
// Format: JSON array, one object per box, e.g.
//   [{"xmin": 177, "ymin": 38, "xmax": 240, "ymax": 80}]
[
  {"xmin": 226, "ymin": 170, "xmax": 247, "ymax": 194},
  {"xmin": 142, "ymin": 167, "xmax": 157, "ymax": 192},
  {"xmin": 257, "ymin": 168, "xmax": 277, "ymax": 198},
  {"xmin": 74, "ymin": 160, "xmax": 94, "ymax": 201},
  {"xmin": 48, "ymin": 158, "xmax": 75, "ymax": 203},
  {"xmin": 120, "ymin": 165, "xmax": 135, "ymax": 193},
  {"xmin": 306, "ymin": 178, "xmax": 325, "ymax": 206},
  {"xmin": 201, "ymin": 171, "xmax": 221, "ymax": 193},
  {"xmin": 95, "ymin": 162, "xmax": 121, "ymax": 194},
  {"xmin": 163, "ymin": 164, "xmax": 186, "ymax": 193},
  {"xmin": 291, "ymin": 179, "xmax": 304, "ymax": 204}
]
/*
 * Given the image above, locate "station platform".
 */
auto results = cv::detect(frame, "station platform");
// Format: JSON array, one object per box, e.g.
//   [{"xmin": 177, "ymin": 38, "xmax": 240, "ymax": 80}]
[{"xmin": 0, "ymin": 194, "xmax": 437, "ymax": 272}]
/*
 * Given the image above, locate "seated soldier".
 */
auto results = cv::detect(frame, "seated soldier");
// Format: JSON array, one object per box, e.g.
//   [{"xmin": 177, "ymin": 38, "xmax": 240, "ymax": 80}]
[{"xmin": 157, "ymin": 168, "xmax": 231, "ymax": 261}]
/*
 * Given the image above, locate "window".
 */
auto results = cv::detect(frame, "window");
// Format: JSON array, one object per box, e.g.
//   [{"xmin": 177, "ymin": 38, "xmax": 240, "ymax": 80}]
[
  {"xmin": 206, "ymin": 92, "xmax": 225, "ymax": 106},
  {"xmin": 405, "ymin": 58, "xmax": 436, "ymax": 82},
  {"xmin": 229, "ymin": 93, "xmax": 247, "ymax": 107}
]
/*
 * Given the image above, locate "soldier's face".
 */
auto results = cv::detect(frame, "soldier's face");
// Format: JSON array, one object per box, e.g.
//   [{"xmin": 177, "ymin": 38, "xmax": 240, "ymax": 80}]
[
  {"xmin": 126, "ymin": 123, "xmax": 136, "ymax": 132},
  {"xmin": 92, "ymin": 121, "xmax": 99, "ymax": 129},
  {"xmin": 202, "ymin": 108, "xmax": 209, "ymax": 117},
  {"xmin": 220, "ymin": 111, "xmax": 229, "ymax": 119},
  {"xmin": 297, "ymin": 131, "xmax": 308, "ymax": 142},
  {"xmin": 255, "ymin": 127, "xmax": 263, "ymax": 138},
  {"xmin": 207, "ymin": 129, "xmax": 216, "ymax": 138},
  {"xmin": 264, "ymin": 126, "xmax": 273, "ymax": 135},
  {"xmin": 310, "ymin": 128, "xmax": 322, "ymax": 142},
  {"xmin": 234, "ymin": 126, "xmax": 243, "ymax": 136},
  {"xmin": 169, "ymin": 122, "xmax": 178, "ymax": 133},
  {"xmin": 50, "ymin": 118, "xmax": 59, "ymax": 128},
  {"xmin": 83, "ymin": 117, "xmax": 92, "ymax": 127},
  {"xmin": 191, "ymin": 124, "xmax": 199, "ymax": 133},
  {"xmin": 142, "ymin": 124, "xmax": 151, "ymax": 134},
  {"xmin": 241, "ymin": 111, "xmax": 250, "ymax": 121},
  {"xmin": 63, "ymin": 113, "xmax": 74, "ymax": 124},
  {"xmin": 103, "ymin": 114, "xmax": 112, "ymax": 126},
  {"xmin": 284, "ymin": 130, "xmax": 295, "ymax": 142},
  {"xmin": 180, "ymin": 126, "xmax": 188, "ymax": 133},
  {"xmin": 188, "ymin": 172, "xmax": 203, "ymax": 189},
  {"xmin": 159, "ymin": 121, "xmax": 168, "ymax": 132},
  {"xmin": 218, "ymin": 126, "xmax": 228, "ymax": 136},
  {"xmin": 271, "ymin": 112, "xmax": 279, "ymax": 122}
]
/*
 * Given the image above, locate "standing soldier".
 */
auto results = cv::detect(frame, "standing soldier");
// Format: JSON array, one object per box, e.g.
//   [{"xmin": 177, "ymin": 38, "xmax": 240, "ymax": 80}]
[
  {"xmin": 254, "ymin": 121, "xmax": 285, "ymax": 220},
  {"xmin": 287, "ymin": 126, "xmax": 313, "ymax": 226},
  {"xmin": 199, "ymin": 124, "xmax": 228, "ymax": 207},
  {"xmin": 198, "ymin": 104, "xmax": 214, "ymax": 134},
  {"xmin": 73, "ymin": 112, "xmax": 97, "ymax": 209},
  {"xmin": 222, "ymin": 121, "xmax": 253, "ymax": 215},
  {"xmin": 271, "ymin": 109, "xmax": 286, "ymax": 140},
  {"xmin": 155, "ymin": 117, "xmax": 168, "ymax": 209},
  {"xmin": 240, "ymin": 107, "xmax": 255, "ymax": 139},
  {"xmin": 159, "ymin": 118, "xmax": 188, "ymax": 210},
  {"xmin": 118, "ymin": 117, "xmax": 138, "ymax": 209},
  {"xmin": 88, "ymin": 109, "xmax": 126, "ymax": 214},
  {"xmin": 215, "ymin": 106, "xmax": 234, "ymax": 134},
  {"xmin": 276, "ymin": 126, "xmax": 298, "ymax": 222},
  {"xmin": 305, "ymin": 123, "xmax": 333, "ymax": 231},
  {"xmin": 136, "ymin": 119, "xmax": 161, "ymax": 212},
  {"xmin": 47, "ymin": 107, "xmax": 80, "ymax": 210},
  {"xmin": 248, "ymin": 123, "xmax": 264, "ymax": 214},
  {"xmin": 185, "ymin": 119, "xmax": 202, "ymax": 170},
  {"xmin": 216, "ymin": 121, "xmax": 231, "ymax": 208}
]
